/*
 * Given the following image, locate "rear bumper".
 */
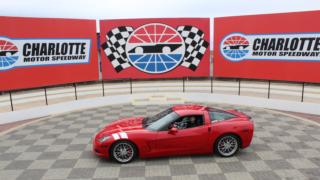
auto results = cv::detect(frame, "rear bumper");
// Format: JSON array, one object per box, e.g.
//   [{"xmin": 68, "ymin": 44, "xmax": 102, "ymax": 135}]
[{"xmin": 241, "ymin": 122, "xmax": 254, "ymax": 149}]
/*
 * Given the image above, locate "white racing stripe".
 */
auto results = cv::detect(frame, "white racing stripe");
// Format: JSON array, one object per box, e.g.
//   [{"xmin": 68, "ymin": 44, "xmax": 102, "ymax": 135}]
[
  {"xmin": 119, "ymin": 132, "xmax": 128, "ymax": 139},
  {"xmin": 111, "ymin": 132, "xmax": 128, "ymax": 140},
  {"xmin": 112, "ymin": 133, "xmax": 120, "ymax": 140}
]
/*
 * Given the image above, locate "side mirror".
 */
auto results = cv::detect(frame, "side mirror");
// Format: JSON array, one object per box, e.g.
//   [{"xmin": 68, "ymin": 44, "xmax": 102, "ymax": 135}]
[{"xmin": 169, "ymin": 127, "xmax": 178, "ymax": 134}]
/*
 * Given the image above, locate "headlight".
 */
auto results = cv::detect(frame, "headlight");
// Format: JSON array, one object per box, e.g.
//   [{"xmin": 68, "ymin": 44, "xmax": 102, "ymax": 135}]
[{"xmin": 98, "ymin": 136, "xmax": 111, "ymax": 143}]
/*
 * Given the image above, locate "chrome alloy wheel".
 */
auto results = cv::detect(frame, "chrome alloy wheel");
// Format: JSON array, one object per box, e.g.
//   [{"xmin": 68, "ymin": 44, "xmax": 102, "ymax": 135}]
[
  {"xmin": 217, "ymin": 135, "xmax": 238, "ymax": 157},
  {"xmin": 112, "ymin": 142, "xmax": 134, "ymax": 163}
]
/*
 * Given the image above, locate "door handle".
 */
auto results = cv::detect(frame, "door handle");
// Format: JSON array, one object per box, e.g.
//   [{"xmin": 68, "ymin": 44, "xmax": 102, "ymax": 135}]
[{"xmin": 208, "ymin": 127, "xmax": 211, "ymax": 132}]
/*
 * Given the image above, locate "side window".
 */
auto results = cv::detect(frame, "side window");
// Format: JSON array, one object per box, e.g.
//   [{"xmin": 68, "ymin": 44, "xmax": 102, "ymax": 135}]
[
  {"xmin": 169, "ymin": 115, "xmax": 204, "ymax": 130},
  {"xmin": 209, "ymin": 111, "xmax": 236, "ymax": 122}
]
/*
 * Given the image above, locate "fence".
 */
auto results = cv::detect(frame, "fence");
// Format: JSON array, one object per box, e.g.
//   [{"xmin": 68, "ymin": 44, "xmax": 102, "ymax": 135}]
[{"xmin": 1, "ymin": 78, "xmax": 319, "ymax": 113}]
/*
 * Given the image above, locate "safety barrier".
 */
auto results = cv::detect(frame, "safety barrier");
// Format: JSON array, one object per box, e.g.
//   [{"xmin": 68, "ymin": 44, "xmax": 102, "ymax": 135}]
[{"xmin": 0, "ymin": 78, "xmax": 319, "ymax": 113}]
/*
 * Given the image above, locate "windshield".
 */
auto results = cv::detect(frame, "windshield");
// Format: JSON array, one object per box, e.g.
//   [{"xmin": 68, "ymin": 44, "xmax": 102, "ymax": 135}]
[
  {"xmin": 143, "ymin": 108, "xmax": 179, "ymax": 131},
  {"xmin": 143, "ymin": 108, "xmax": 172, "ymax": 126}
]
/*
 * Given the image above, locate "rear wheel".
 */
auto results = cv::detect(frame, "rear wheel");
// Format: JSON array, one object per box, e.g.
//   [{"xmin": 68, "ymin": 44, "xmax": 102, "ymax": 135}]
[
  {"xmin": 135, "ymin": 47, "xmax": 143, "ymax": 54},
  {"xmin": 215, "ymin": 134, "xmax": 240, "ymax": 157},
  {"xmin": 110, "ymin": 141, "xmax": 137, "ymax": 163},
  {"xmin": 5, "ymin": 52, "xmax": 12, "ymax": 56},
  {"xmin": 162, "ymin": 46, "xmax": 171, "ymax": 53}
]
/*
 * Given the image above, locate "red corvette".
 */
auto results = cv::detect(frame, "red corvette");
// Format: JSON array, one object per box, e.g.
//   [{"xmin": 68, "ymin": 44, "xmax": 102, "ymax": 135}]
[{"xmin": 93, "ymin": 104, "xmax": 254, "ymax": 163}]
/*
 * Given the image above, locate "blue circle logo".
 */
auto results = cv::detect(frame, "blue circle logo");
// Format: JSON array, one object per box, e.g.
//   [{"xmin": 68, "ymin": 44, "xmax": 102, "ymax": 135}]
[
  {"xmin": 126, "ymin": 23, "xmax": 185, "ymax": 74},
  {"xmin": 0, "ymin": 39, "xmax": 19, "ymax": 69},
  {"xmin": 221, "ymin": 34, "xmax": 249, "ymax": 62}
]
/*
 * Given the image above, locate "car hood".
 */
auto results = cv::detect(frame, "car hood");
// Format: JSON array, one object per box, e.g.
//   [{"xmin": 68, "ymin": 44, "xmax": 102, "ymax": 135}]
[{"xmin": 99, "ymin": 117, "xmax": 144, "ymax": 134}]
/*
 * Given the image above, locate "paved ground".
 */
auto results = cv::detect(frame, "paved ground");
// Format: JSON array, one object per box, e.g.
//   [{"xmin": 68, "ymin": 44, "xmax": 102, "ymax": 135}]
[
  {"xmin": 0, "ymin": 103, "xmax": 320, "ymax": 180},
  {"xmin": 276, "ymin": 110, "xmax": 320, "ymax": 125},
  {"xmin": 0, "ymin": 118, "xmax": 42, "ymax": 134}
]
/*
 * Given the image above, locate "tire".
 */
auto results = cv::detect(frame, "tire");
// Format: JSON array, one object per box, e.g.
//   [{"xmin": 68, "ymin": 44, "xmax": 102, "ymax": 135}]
[
  {"xmin": 135, "ymin": 47, "xmax": 143, "ymax": 54},
  {"xmin": 110, "ymin": 140, "xmax": 137, "ymax": 163},
  {"xmin": 5, "ymin": 52, "xmax": 12, "ymax": 56},
  {"xmin": 162, "ymin": 46, "xmax": 171, "ymax": 53},
  {"xmin": 215, "ymin": 134, "xmax": 240, "ymax": 157}
]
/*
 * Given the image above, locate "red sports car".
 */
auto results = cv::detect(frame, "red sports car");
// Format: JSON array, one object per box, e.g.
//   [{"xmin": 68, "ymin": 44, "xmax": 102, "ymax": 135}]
[{"xmin": 93, "ymin": 105, "xmax": 254, "ymax": 163}]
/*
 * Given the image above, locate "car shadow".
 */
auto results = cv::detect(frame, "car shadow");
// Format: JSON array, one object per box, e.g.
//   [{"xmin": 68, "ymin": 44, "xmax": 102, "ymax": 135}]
[{"xmin": 95, "ymin": 153, "xmax": 231, "ymax": 165}]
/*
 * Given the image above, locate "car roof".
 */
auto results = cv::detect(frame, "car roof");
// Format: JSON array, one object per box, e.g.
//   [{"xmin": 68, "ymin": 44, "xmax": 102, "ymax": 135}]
[{"xmin": 171, "ymin": 104, "xmax": 207, "ymax": 112}]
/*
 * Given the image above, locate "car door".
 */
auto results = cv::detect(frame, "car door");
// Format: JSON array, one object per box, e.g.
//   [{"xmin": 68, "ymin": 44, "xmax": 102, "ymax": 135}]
[{"xmin": 154, "ymin": 114, "xmax": 210, "ymax": 156}]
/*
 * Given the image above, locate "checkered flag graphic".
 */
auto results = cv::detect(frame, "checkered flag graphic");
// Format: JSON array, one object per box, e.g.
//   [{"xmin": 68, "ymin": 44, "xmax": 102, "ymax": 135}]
[
  {"xmin": 101, "ymin": 26, "xmax": 133, "ymax": 72},
  {"xmin": 177, "ymin": 26, "xmax": 209, "ymax": 71}
]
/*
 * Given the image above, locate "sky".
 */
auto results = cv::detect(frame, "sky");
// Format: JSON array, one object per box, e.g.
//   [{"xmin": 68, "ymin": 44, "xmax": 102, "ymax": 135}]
[
  {"xmin": 1, "ymin": 0, "xmax": 320, "ymax": 48},
  {"xmin": 1, "ymin": 0, "xmax": 320, "ymax": 29},
  {"xmin": 1, "ymin": 0, "xmax": 320, "ymax": 19}
]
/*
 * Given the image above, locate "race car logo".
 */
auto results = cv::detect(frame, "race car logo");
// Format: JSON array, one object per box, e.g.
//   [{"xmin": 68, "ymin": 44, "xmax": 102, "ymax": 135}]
[
  {"xmin": 126, "ymin": 24, "xmax": 185, "ymax": 73},
  {"xmin": 221, "ymin": 34, "xmax": 250, "ymax": 62},
  {"xmin": 102, "ymin": 23, "xmax": 209, "ymax": 73},
  {"xmin": 0, "ymin": 40, "xmax": 19, "ymax": 69}
]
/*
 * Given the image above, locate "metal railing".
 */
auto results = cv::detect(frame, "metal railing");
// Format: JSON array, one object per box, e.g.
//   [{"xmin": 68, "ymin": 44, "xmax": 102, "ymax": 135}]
[{"xmin": 1, "ymin": 77, "xmax": 319, "ymax": 112}]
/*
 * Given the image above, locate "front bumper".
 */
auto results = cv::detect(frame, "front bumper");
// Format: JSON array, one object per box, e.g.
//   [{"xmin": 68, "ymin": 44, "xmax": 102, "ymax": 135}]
[{"xmin": 92, "ymin": 136, "xmax": 111, "ymax": 158}]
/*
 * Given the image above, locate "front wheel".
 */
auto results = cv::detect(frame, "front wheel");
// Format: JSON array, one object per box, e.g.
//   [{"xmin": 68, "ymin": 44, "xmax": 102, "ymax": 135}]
[
  {"xmin": 215, "ymin": 135, "xmax": 240, "ymax": 157},
  {"xmin": 110, "ymin": 141, "xmax": 137, "ymax": 163}
]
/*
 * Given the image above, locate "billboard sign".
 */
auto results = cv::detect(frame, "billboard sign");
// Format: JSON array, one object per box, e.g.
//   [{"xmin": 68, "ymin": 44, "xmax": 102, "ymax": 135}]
[
  {"xmin": 214, "ymin": 11, "xmax": 320, "ymax": 83},
  {"xmin": 0, "ymin": 16, "xmax": 98, "ymax": 91},
  {"xmin": 100, "ymin": 18, "xmax": 210, "ymax": 79}
]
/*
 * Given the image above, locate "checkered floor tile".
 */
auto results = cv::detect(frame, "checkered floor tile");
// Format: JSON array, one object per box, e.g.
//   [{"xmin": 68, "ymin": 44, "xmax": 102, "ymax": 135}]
[{"xmin": 0, "ymin": 103, "xmax": 320, "ymax": 180}]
